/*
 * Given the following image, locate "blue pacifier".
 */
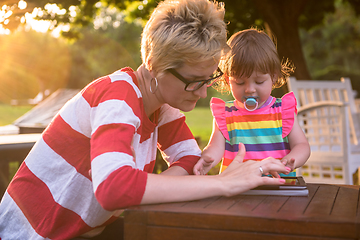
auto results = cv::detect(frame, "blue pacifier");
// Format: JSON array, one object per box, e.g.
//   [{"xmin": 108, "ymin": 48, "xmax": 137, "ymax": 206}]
[{"xmin": 244, "ymin": 97, "xmax": 258, "ymax": 111}]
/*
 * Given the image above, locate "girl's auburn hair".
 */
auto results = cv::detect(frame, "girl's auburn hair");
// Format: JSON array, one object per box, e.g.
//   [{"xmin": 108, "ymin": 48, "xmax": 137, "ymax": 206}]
[{"xmin": 214, "ymin": 28, "xmax": 295, "ymax": 93}]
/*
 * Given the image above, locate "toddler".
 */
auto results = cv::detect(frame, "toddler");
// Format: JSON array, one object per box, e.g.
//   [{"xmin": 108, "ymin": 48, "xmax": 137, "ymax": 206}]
[{"xmin": 194, "ymin": 28, "xmax": 310, "ymax": 177}]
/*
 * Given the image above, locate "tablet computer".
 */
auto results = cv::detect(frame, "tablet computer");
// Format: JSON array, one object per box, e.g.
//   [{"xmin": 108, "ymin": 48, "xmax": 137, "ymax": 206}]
[
  {"xmin": 241, "ymin": 176, "xmax": 309, "ymax": 196},
  {"xmin": 254, "ymin": 176, "xmax": 307, "ymax": 190}
]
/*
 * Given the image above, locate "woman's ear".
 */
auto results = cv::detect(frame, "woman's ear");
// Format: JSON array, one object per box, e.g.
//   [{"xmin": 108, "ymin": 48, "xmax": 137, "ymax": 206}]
[
  {"xmin": 145, "ymin": 59, "xmax": 152, "ymax": 71},
  {"xmin": 145, "ymin": 59, "xmax": 159, "ymax": 77},
  {"xmin": 149, "ymin": 69, "xmax": 158, "ymax": 79}
]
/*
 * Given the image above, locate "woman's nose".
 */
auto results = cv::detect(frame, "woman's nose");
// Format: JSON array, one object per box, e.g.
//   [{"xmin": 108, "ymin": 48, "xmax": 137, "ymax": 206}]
[{"xmin": 193, "ymin": 84, "xmax": 208, "ymax": 98}]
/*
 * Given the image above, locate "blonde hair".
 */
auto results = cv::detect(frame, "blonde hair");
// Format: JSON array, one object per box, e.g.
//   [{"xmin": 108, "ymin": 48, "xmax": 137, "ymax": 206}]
[
  {"xmin": 216, "ymin": 28, "xmax": 294, "ymax": 93},
  {"xmin": 141, "ymin": 0, "xmax": 228, "ymax": 76}
]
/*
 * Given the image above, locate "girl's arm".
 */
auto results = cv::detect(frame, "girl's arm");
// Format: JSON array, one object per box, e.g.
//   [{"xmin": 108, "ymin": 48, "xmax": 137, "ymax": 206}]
[
  {"xmin": 193, "ymin": 119, "xmax": 226, "ymax": 175},
  {"xmin": 282, "ymin": 114, "xmax": 311, "ymax": 171}
]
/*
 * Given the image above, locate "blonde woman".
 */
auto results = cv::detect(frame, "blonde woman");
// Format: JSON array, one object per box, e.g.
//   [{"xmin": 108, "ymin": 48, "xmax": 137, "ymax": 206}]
[{"xmin": 0, "ymin": 2, "xmax": 290, "ymax": 240}]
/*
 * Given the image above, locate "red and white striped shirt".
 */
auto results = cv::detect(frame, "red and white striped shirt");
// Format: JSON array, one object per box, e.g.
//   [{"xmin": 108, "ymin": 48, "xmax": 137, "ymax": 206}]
[{"xmin": 0, "ymin": 68, "xmax": 201, "ymax": 239}]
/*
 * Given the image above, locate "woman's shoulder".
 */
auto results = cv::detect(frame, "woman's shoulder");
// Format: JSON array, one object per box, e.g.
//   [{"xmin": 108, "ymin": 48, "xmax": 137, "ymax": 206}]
[{"xmin": 81, "ymin": 68, "xmax": 141, "ymax": 103}]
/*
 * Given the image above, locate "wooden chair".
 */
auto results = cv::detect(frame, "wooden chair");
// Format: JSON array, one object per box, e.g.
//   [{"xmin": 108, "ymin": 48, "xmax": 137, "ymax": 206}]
[
  {"xmin": 296, "ymin": 101, "xmax": 355, "ymax": 184},
  {"xmin": 288, "ymin": 77, "xmax": 360, "ymax": 146}
]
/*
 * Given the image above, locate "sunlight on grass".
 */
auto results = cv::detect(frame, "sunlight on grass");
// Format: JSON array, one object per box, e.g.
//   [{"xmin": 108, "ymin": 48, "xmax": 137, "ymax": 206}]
[
  {"xmin": 183, "ymin": 107, "xmax": 213, "ymax": 148},
  {"xmin": 183, "ymin": 107, "xmax": 222, "ymax": 175},
  {"xmin": 0, "ymin": 104, "xmax": 32, "ymax": 126}
]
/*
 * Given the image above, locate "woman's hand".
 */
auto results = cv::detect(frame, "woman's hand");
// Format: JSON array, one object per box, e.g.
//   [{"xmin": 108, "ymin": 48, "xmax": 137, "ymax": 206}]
[
  {"xmin": 217, "ymin": 143, "xmax": 290, "ymax": 197},
  {"xmin": 142, "ymin": 143, "xmax": 290, "ymax": 205}
]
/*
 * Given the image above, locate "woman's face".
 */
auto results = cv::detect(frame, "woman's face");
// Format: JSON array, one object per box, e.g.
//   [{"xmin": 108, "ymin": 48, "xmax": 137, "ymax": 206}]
[{"xmin": 155, "ymin": 59, "xmax": 219, "ymax": 112}]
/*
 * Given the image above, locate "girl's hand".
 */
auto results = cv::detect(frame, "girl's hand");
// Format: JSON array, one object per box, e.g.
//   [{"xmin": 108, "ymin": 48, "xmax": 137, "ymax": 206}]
[
  {"xmin": 193, "ymin": 155, "xmax": 215, "ymax": 175},
  {"xmin": 281, "ymin": 158, "xmax": 296, "ymax": 172},
  {"xmin": 217, "ymin": 143, "xmax": 290, "ymax": 197}
]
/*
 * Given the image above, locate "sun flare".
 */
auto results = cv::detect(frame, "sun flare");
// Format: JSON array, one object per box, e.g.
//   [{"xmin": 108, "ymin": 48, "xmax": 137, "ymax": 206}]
[{"xmin": 0, "ymin": 1, "xmax": 73, "ymax": 37}]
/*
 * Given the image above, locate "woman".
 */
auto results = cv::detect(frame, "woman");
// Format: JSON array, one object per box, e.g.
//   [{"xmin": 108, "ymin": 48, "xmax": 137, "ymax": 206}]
[{"xmin": 0, "ymin": 0, "xmax": 289, "ymax": 239}]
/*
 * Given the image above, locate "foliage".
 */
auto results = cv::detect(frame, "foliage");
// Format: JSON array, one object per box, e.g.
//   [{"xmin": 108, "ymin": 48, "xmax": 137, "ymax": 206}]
[
  {"xmin": 1, "ymin": 0, "xmax": 360, "ymax": 103},
  {"xmin": 1, "ymin": 0, "xmax": 359, "ymax": 84},
  {"xmin": 0, "ymin": 30, "xmax": 71, "ymax": 103},
  {"xmin": 66, "ymin": 17, "xmax": 142, "ymax": 89},
  {"xmin": 300, "ymin": 0, "xmax": 360, "ymax": 95},
  {"xmin": 0, "ymin": 11, "xmax": 143, "ymax": 99}
]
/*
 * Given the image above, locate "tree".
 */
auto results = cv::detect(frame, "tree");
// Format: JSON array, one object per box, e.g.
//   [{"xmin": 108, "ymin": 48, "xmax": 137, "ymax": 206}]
[
  {"xmin": 1, "ymin": 0, "xmax": 360, "ymax": 82},
  {"xmin": 0, "ymin": 30, "xmax": 71, "ymax": 103},
  {"xmin": 301, "ymin": 0, "xmax": 360, "ymax": 95},
  {"xmin": 221, "ymin": 0, "xmax": 358, "ymax": 81},
  {"xmin": 66, "ymin": 17, "xmax": 142, "ymax": 89},
  {"xmin": 0, "ymin": 13, "xmax": 143, "ymax": 103}
]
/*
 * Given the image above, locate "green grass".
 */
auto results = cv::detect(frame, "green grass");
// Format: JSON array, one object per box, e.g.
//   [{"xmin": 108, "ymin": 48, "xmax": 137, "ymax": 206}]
[
  {"xmin": 183, "ymin": 107, "xmax": 213, "ymax": 148},
  {"xmin": 0, "ymin": 104, "xmax": 32, "ymax": 125},
  {"xmin": 183, "ymin": 107, "xmax": 222, "ymax": 175}
]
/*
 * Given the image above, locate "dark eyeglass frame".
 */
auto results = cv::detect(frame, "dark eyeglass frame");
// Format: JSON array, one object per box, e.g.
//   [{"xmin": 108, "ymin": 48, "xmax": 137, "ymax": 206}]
[{"xmin": 167, "ymin": 67, "xmax": 223, "ymax": 92}]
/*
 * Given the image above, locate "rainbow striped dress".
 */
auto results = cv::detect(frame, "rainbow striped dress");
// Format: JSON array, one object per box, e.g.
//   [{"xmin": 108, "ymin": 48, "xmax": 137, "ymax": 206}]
[{"xmin": 210, "ymin": 92, "xmax": 297, "ymax": 176}]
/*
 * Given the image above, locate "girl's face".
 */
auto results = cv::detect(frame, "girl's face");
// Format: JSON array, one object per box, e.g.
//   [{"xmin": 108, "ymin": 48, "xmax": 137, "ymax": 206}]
[{"xmin": 228, "ymin": 71, "xmax": 274, "ymax": 109}]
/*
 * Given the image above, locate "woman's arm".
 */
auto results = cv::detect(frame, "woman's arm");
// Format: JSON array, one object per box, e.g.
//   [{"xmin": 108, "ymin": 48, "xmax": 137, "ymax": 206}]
[
  {"xmin": 141, "ymin": 143, "xmax": 290, "ymax": 205},
  {"xmin": 162, "ymin": 121, "xmax": 225, "ymax": 176},
  {"xmin": 157, "ymin": 105, "xmax": 202, "ymax": 175},
  {"xmin": 160, "ymin": 165, "xmax": 189, "ymax": 175},
  {"xmin": 282, "ymin": 114, "xmax": 311, "ymax": 170}
]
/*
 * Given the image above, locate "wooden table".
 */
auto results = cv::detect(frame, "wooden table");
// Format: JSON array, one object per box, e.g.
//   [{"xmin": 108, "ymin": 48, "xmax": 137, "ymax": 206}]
[
  {"xmin": 0, "ymin": 134, "xmax": 41, "ymax": 196},
  {"xmin": 124, "ymin": 184, "xmax": 360, "ymax": 240}
]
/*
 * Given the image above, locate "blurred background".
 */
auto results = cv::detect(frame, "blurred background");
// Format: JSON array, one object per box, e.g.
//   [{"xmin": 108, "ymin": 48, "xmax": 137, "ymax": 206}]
[{"xmin": 0, "ymin": 0, "xmax": 360, "ymax": 146}]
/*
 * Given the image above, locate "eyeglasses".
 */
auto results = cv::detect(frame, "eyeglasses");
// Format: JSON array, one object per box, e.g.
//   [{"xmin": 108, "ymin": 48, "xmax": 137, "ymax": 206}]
[{"xmin": 167, "ymin": 67, "xmax": 223, "ymax": 92}]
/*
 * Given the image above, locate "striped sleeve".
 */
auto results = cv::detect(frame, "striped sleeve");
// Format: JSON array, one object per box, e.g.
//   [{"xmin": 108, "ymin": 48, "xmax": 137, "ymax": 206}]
[
  {"xmin": 157, "ymin": 104, "xmax": 201, "ymax": 175},
  {"xmin": 83, "ymin": 72, "xmax": 148, "ymax": 210}
]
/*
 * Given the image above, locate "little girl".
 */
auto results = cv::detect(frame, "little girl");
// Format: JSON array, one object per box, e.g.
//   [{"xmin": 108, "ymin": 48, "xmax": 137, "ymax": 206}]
[{"xmin": 194, "ymin": 28, "xmax": 310, "ymax": 177}]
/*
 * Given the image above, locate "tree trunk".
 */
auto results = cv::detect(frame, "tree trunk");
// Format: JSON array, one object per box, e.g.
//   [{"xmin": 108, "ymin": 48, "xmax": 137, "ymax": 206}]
[{"xmin": 253, "ymin": 0, "xmax": 312, "ymax": 80}]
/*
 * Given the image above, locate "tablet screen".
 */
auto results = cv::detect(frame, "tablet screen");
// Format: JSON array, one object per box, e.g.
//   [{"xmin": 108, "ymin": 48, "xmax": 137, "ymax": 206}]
[
  {"xmin": 254, "ymin": 176, "xmax": 307, "ymax": 190},
  {"xmin": 283, "ymin": 177, "xmax": 298, "ymax": 185}
]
